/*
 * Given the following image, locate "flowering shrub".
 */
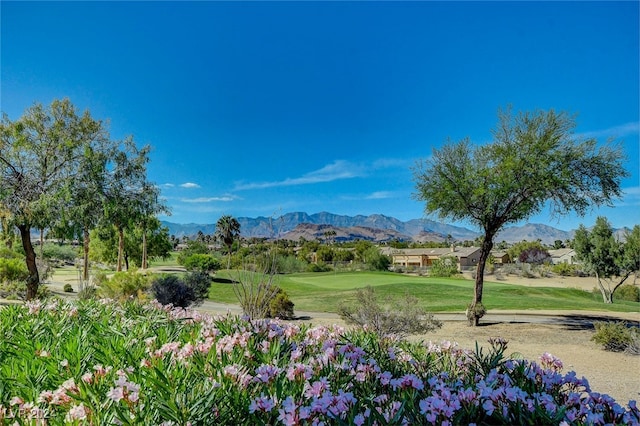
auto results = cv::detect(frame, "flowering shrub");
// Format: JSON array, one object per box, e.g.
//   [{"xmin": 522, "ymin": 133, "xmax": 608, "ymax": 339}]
[{"xmin": 0, "ymin": 298, "xmax": 638, "ymax": 425}]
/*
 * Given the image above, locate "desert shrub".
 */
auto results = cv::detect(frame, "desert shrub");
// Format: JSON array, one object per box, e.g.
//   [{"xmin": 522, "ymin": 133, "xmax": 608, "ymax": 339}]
[
  {"xmin": 63, "ymin": 283, "xmax": 74, "ymax": 293},
  {"xmin": 466, "ymin": 302, "xmax": 487, "ymax": 325},
  {"xmin": 0, "ymin": 257, "xmax": 29, "ymax": 283},
  {"xmin": 151, "ymin": 271, "xmax": 212, "ymax": 308},
  {"xmin": 99, "ymin": 270, "xmax": 150, "ymax": 300},
  {"xmin": 338, "ymin": 286, "xmax": 442, "ymax": 337},
  {"xmin": 268, "ymin": 288, "xmax": 295, "ymax": 319},
  {"xmin": 181, "ymin": 253, "xmax": 221, "ymax": 273},
  {"xmin": 275, "ymin": 255, "xmax": 308, "ymax": 273},
  {"xmin": 306, "ymin": 262, "xmax": 332, "ymax": 272},
  {"xmin": 552, "ymin": 262, "xmax": 580, "ymax": 276},
  {"xmin": 591, "ymin": 321, "xmax": 637, "ymax": 352},
  {"xmin": 616, "ymin": 284, "xmax": 640, "ymax": 302},
  {"xmin": 429, "ymin": 256, "xmax": 459, "ymax": 277},
  {"xmin": 78, "ymin": 286, "xmax": 98, "ymax": 300}
]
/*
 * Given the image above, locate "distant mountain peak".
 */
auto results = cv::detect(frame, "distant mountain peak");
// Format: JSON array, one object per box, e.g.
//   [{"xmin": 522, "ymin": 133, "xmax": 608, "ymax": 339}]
[{"xmin": 161, "ymin": 211, "xmax": 578, "ymax": 244}]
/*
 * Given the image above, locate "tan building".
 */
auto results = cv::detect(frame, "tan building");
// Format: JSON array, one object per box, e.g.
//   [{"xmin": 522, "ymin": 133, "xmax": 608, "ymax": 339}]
[
  {"xmin": 389, "ymin": 246, "xmax": 482, "ymax": 270},
  {"xmin": 548, "ymin": 248, "xmax": 577, "ymax": 265}
]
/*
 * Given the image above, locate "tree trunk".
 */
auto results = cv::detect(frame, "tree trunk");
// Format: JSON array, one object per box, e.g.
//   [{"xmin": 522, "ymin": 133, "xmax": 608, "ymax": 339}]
[
  {"xmin": 595, "ymin": 272, "xmax": 613, "ymax": 304},
  {"xmin": 39, "ymin": 228, "xmax": 44, "ymax": 259},
  {"xmin": 83, "ymin": 227, "xmax": 90, "ymax": 283},
  {"xmin": 18, "ymin": 224, "xmax": 39, "ymax": 300},
  {"xmin": 117, "ymin": 225, "xmax": 124, "ymax": 272},
  {"xmin": 141, "ymin": 227, "xmax": 148, "ymax": 270},
  {"xmin": 469, "ymin": 236, "xmax": 494, "ymax": 326}
]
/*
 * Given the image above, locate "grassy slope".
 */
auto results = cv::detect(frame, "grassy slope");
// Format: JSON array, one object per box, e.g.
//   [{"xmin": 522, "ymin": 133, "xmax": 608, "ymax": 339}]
[{"xmin": 209, "ymin": 271, "xmax": 639, "ymax": 314}]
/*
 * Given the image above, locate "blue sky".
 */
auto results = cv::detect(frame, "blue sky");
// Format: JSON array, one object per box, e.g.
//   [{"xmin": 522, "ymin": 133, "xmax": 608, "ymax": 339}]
[{"xmin": 2, "ymin": 1, "xmax": 638, "ymax": 231}]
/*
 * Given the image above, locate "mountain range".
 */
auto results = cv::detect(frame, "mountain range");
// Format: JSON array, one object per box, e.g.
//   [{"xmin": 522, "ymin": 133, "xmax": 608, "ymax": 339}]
[{"xmin": 161, "ymin": 211, "xmax": 595, "ymax": 245}]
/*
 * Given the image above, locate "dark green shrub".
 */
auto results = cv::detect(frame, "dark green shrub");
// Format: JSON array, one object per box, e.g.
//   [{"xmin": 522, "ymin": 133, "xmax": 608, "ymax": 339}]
[
  {"xmin": 181, "ymin": 253, "xmax": 221, "ymax": 272},
  {"xmin": 151, "ymin": 272, "xmax": 211, "ymax": 308},
  {"xmin": 63, "ymin": 283, "xmax": 74, "ymax": 293},
  {"xmin": 591, "ymin": 321, "xmax": 635, "ymax": 352},
  {"xmin": 151, "ymin": 275, "xmax": 194, "ymax": 308},
  {"xmin": 268, "ymin": 288, "xmax": 295, "ymax": 319},
  {"xmin": 183, "ymin": 271, "xmax": 212, "ymax": 303},
  {"xmin": 616, "ymin": 284, "xmax": 640, "ymax": 302},
  {"xmin": 307, "ymin": 262, "xmax": 332, "ymax": 272},
  {"xmin": 429, "ymin": 256, "xmax": 459, "ymax": 277}
]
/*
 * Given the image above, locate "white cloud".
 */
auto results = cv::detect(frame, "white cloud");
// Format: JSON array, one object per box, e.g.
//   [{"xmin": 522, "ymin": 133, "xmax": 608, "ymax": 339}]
[
  {"xmin": 365, "ymin": 191, "xmax": 395, "ymax": 200},
  {"xmin": 180, "ymin": 182, "xmax": 201, "ymax": 189},
  {"xmin": 619, "ymin": 186, "xmax": 640, "ymax": 207},
  {"xmin": 576, "ymin": 122, "xmax": 639, "ymax": 140},
  {"xmin": 234, "ymin": 160, "xmax": 364, "ymax": 190},
  {"xmin": 180, "ymin": 196, "xmax": 235, "ymax": 203},
  {"xmin": 161, "ymin": 183, "xmax": 175, "ymax": 188}
]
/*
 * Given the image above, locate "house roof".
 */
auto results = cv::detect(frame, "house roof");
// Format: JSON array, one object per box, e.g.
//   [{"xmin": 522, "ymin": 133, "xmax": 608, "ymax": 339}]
[
  {"xmin": 548, "ymin": 248, "xmax": 576, "ymax": 258},
  {"xmin": 389, "ymin": 246, "xmax": 481, "ymax": 259}
]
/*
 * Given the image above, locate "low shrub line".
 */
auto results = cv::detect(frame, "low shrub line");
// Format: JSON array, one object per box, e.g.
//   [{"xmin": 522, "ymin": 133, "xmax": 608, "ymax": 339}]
[{"xmin": 1, "ymin": 298, "xmax": 638, "ymax": 425}]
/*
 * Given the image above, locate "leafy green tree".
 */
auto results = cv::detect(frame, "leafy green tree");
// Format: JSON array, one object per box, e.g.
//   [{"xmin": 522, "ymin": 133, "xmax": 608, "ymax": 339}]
[
  {"xmin": 90, "ymin": 218, "xmax": 171, "ymax": 269},
  {"xmin": 573, "ymin": 217, "xmax": 640, "ymax": 303},
  {"xmin": 354, "ymin": 240, "xmax": 374, "ymax": 262},
  {"xmin": 67, "ymin": 137, "xmax": 113, "ymax": 281},
  {"xmin": 0, "ymin": 99, "xmax": 107, "ymax": 299},
  {"xmin": 413, "ymin": 108, "xmax": 628, "ymax": 325},
  {"xmin": 135, "ymin": 182, "xmax": 170, "ymax": 269},
  {"xmin": 103, "ymin": 138, "xmax": 151, "ymax": 271},
  {"xmin": 316, "ymin": 246, "xmax": 335, "ymax": 262}
]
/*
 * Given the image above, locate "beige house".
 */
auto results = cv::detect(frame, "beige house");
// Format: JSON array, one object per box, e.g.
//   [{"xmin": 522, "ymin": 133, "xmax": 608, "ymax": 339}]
[
  {"xmin": 389, "ymin": 246, "xmax": 482, "ymax": 270},
  {"xmin": 491, "ymin": 251, "xmax": 511, "ymax": 265},
  {"xmin": 548, "ymin": 248, "xmax": 578, "ymax": 265}
]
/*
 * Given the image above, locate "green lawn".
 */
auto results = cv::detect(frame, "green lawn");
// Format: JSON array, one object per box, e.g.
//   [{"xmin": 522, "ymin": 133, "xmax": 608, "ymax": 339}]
[{"xmin": 209, "ymin": 270, "xmax": 640, "ymax": 314}]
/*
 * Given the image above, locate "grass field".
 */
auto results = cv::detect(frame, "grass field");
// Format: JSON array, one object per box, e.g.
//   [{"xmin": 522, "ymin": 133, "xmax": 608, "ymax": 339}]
[{"xmin": 209, "ymin": 270, "xmax": 640, "ymax": 314}]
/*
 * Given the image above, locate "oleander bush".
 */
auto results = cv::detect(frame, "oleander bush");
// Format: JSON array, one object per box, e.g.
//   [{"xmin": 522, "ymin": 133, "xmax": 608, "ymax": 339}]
[{"xmin": 0, "ymin": 298, "xmax": 638, "ymax": 425}]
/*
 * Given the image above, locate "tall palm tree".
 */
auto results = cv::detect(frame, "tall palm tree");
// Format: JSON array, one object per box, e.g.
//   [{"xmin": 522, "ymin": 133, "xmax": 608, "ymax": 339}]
[{"xmin": 215, "ymin": 215, "xmax": 241, "ymax": 267}]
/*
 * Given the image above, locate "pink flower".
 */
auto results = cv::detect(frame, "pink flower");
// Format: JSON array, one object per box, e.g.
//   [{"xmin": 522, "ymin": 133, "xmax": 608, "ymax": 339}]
[
  {"xmin": 107, "ymin": 386, "xmax": 124, "ymax": 403},
  {"xmin": 249, "ymin": 394, "xmax": 276, "ymax": 413},
  {"xmin": 9, "ymin": 396, "xmax": 23, "ymax": 406},
  {"xmin": 65, "ymin": 403, "xmax": 88, "ymax": 421}
]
